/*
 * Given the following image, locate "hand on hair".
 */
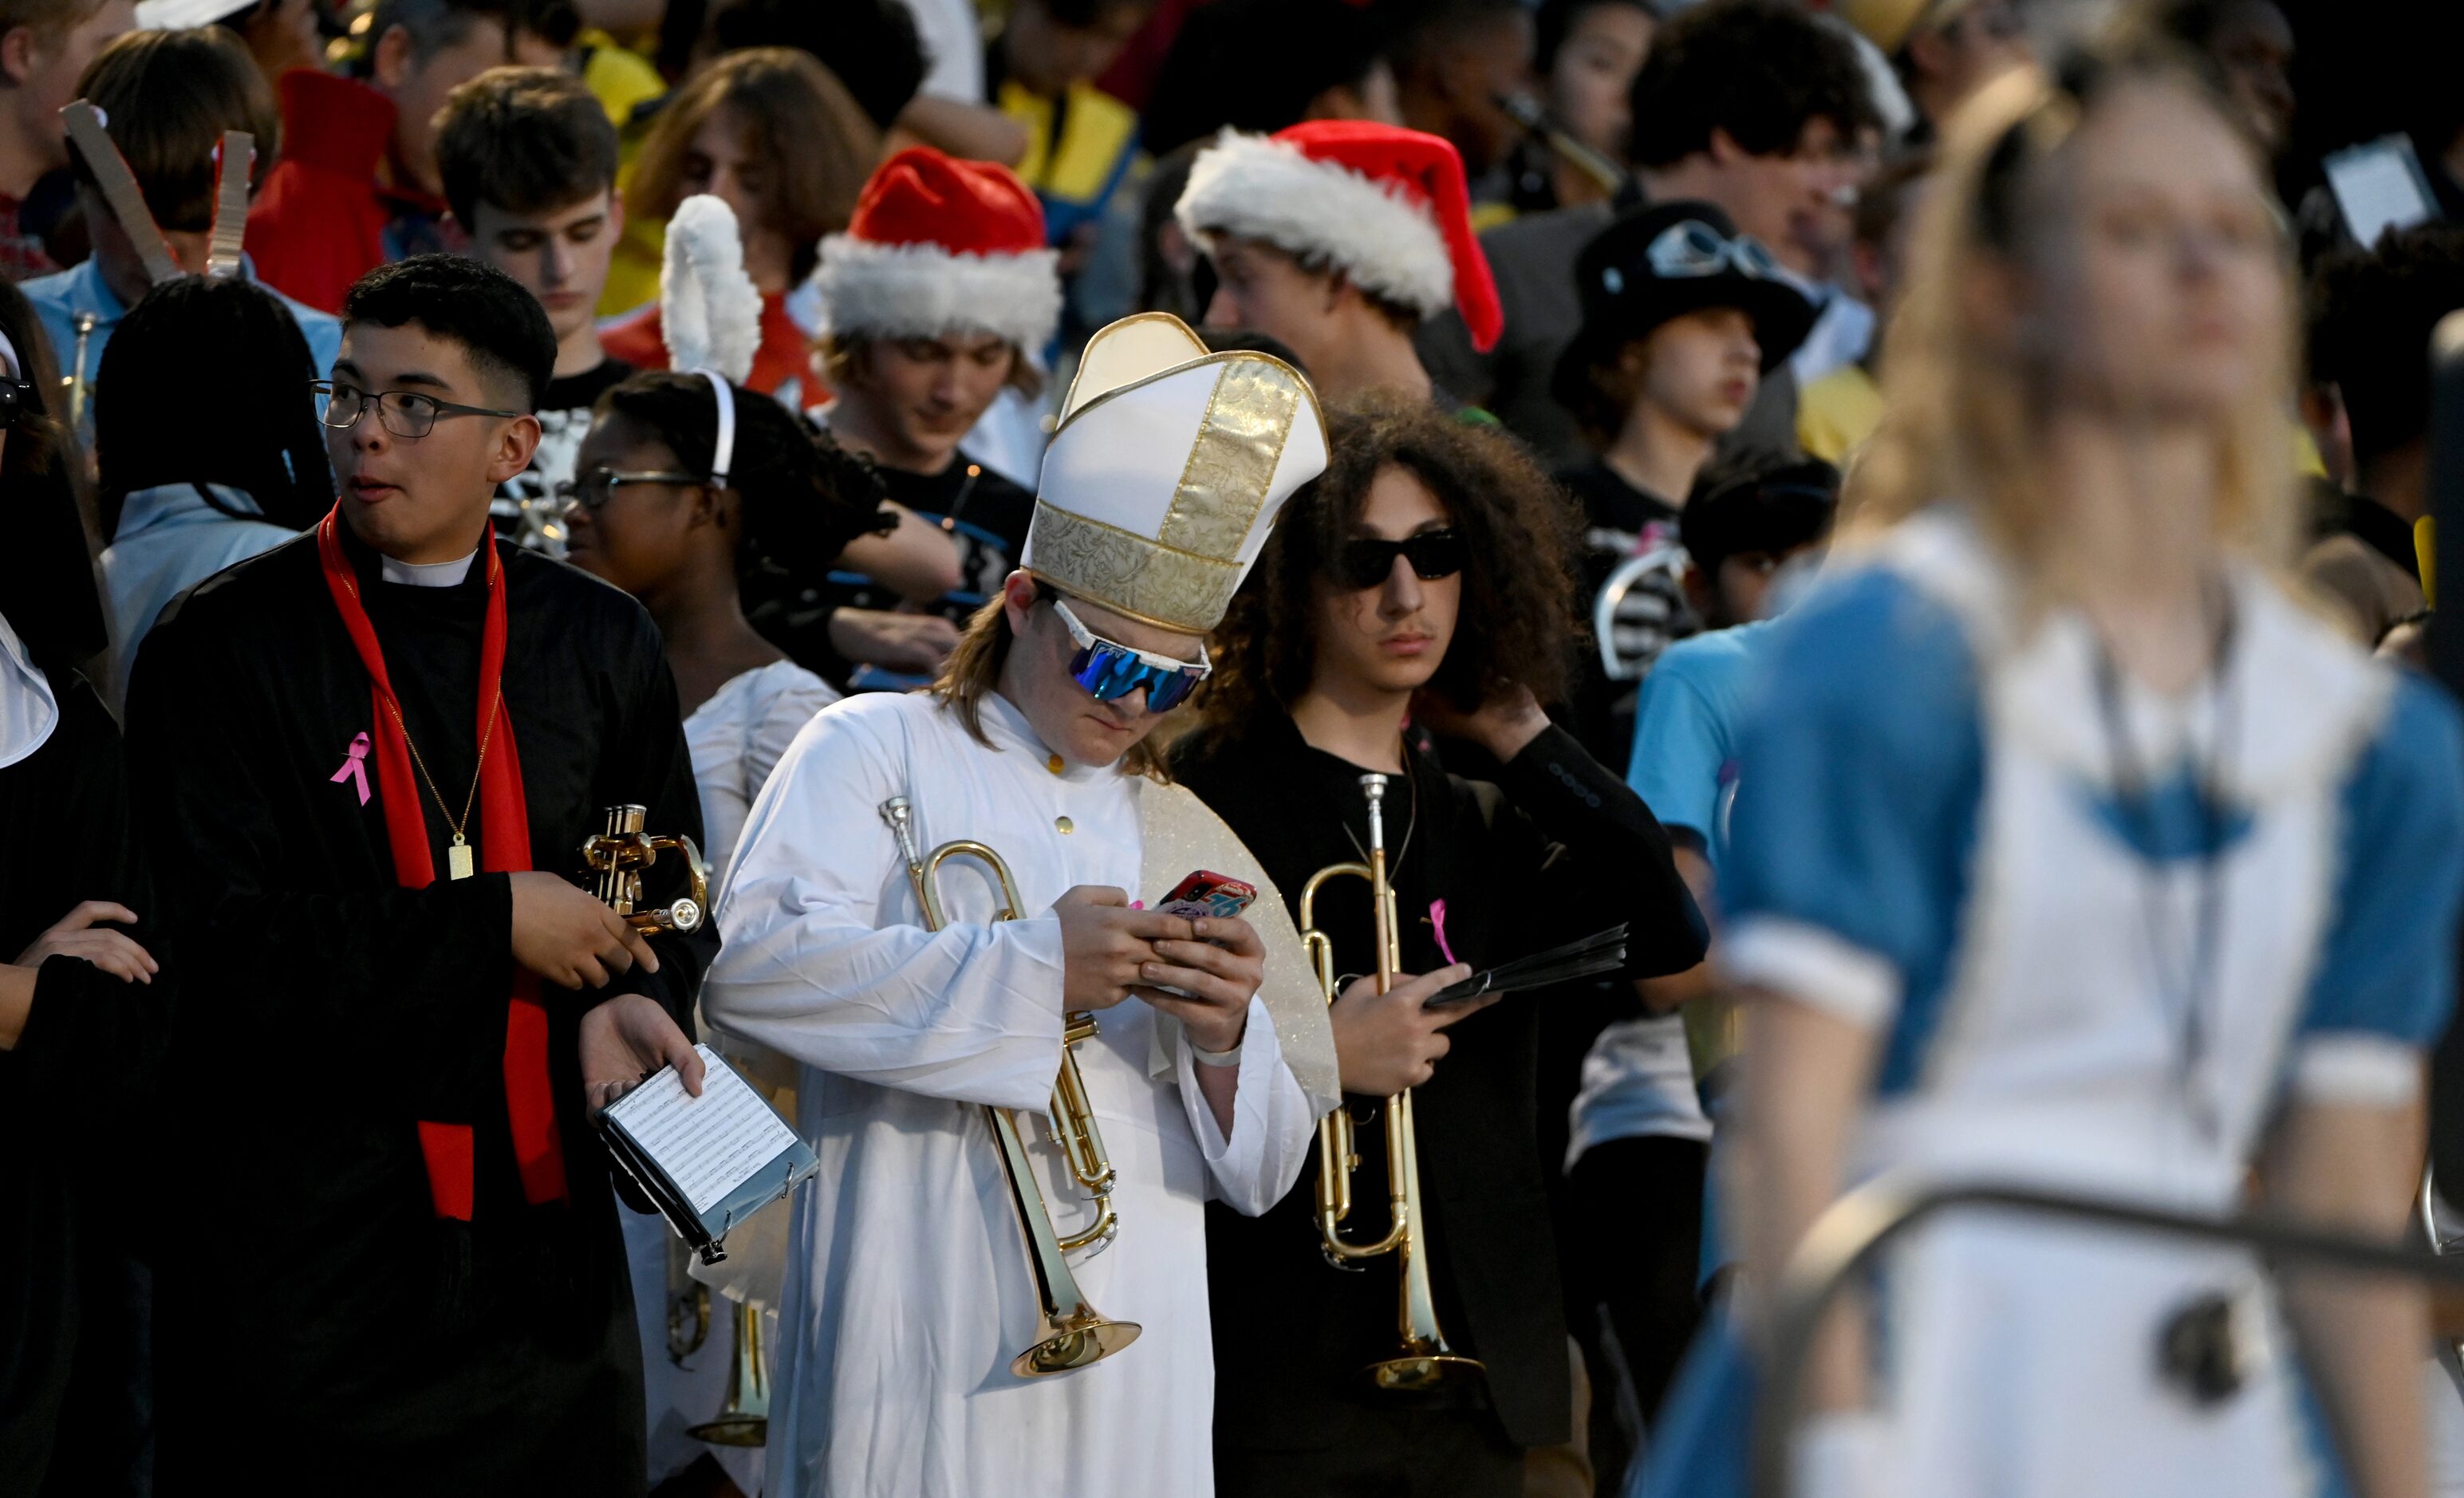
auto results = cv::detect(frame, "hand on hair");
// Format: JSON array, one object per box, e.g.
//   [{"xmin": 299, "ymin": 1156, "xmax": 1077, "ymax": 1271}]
[{"xmin": 828, "ymin": 609, "xmax": 961, "ymax": 675}]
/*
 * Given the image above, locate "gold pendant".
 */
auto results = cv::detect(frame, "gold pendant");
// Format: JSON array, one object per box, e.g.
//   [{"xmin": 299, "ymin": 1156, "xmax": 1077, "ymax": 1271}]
[{"xmin": 448, "ymin": 835, "xmax": 474, "ymax": 881}]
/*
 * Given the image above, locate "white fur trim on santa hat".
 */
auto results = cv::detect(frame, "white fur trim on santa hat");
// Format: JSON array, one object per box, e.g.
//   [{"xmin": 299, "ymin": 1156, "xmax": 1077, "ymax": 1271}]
[
  {"xmin": 1176, "ymin": 129, "xmax": 1454, "ymax": 320},
  {"xmin": 811, "ymin": 235, "xmax": 1064, "ymax": 350}
]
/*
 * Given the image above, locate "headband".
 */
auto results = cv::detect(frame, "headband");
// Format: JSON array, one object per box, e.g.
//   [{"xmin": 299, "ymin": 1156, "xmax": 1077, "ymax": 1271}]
[
  {"xmin": 696, "ymin": 369, "xmax": 736, "ymax": 490},
  {"xmin": 0, "ymin": 324, "xmax": 19, "ymax": 381}
]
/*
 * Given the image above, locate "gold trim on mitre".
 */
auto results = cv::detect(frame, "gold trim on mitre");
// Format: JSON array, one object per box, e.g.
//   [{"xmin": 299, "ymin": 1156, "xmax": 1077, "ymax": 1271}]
[{"xmin": 1024, "ymin": 507, "xmax": 1247, "ymax": 635}]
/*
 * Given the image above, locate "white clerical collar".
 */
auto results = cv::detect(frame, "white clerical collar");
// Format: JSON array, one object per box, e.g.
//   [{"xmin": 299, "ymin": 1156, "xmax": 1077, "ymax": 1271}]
[
  {"xmin": 380, "ymin": 548, "xmax": 478, "ymax": 587},
  {"xmin": 0, "ymin": 610, "xmax": 60, "ymax": 771}
]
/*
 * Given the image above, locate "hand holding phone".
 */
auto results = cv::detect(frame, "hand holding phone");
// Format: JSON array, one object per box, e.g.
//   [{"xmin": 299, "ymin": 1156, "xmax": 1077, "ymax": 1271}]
[{"xmin": 1155, "ymin": 869, "xmax": 1258, "ymax": 924}]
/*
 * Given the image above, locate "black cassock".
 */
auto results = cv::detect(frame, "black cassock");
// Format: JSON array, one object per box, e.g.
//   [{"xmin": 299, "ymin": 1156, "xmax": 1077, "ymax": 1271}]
[
  {"xmin": 124, "ymin": 526, "xmax": 716, "ymax": 1497},
  {"xmin": 1173, "ymin": 714, "xmax": 1705, "ymax": 1496},
  {"xmin": 0, "ymin": 670, "xmax": 164, "ymax": 1496}
]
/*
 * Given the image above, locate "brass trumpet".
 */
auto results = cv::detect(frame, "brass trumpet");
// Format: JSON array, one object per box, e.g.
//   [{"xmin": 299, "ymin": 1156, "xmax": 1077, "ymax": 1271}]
[
  {"xmin": 879, "ymin": 795, "xmax": 1142, "ymax": 1376},
  {"xmin": 688, "ymin": 1297, "xmax": 771, "ymax": 1448},
  {"xmin": 581, "ymin": 803, "xmax": 710, "ymax": 934},
  {"xmin": 1302, "ymin": 773, "xmax": 1484, "ymax": 1392}
]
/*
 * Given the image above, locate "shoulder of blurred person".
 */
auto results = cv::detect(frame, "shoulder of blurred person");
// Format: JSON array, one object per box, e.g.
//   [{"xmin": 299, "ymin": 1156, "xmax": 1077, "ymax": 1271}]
[
  {"xmin": 244, "ymin": 70, "xmax": 403, "ymax": 313},
  {"xmin": 2300, "ymin": 528, "xmax": 2424, "ymax": 649}
]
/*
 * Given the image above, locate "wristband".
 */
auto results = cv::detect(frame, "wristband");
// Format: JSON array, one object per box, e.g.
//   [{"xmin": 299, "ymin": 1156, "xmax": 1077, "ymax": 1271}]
[{"xmin": 1190, "ymin": 1037, "xmax": 1244, "ymax": 1069}]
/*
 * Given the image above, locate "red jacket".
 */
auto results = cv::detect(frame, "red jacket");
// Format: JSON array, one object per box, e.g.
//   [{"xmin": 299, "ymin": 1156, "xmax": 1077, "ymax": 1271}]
[
  {"xmin": 601, "ymin": 291, "xmax": 822, "ymax": 402},
  {"xmin": 246, "ymin": 70, "xmax": 455, "ymax": 314}
]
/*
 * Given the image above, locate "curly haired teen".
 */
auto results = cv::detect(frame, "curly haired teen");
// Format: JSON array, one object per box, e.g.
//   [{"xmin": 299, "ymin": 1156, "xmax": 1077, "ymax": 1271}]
[{"xmin": 1172, "ymin": 392, "xmax": 1706, "ymax": 1498}]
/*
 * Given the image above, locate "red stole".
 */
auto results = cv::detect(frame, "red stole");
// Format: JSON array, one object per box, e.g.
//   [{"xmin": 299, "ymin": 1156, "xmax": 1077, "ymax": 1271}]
[{"xmin": 315, "ymin": 509, "xmax": 566, "ymax": 1219}]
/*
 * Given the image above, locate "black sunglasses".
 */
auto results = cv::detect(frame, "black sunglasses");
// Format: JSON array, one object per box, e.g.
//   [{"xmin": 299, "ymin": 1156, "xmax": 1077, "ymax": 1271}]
[{"xmin": 1334, "ymin": 529, "xmax": 1467, "ymax": 591}]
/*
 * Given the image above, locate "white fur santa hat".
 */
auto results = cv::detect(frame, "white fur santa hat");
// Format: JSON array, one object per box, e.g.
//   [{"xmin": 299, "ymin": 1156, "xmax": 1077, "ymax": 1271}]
[
  {"xmin": 1175, "ymin": 120, "xmax": 1504, "ymax": 352},
  {"xmin": 810, "ymin": 147, "xmax": 1063, "ymax": 352}
]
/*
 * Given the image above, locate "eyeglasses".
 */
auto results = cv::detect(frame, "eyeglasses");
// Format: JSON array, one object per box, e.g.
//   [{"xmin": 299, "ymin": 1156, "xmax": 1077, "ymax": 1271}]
[
  {"xmin": 312, "ymin": 380, "xmax": 523, "ymax": 440},
  {"xmin": 0, "ymin": 377, "xmax": 34, "ymax": 431},
  {"xmin": 1333, "ymin": 529, "xmax": 1467, "ymax": 591},
  {"xmin": 555, "ymin": 467, "xmax": 704, "ymax": 512},
  {"xmin": 1053, "ymin": 597, "xmax": 1211, "ymax": 713},
  {"xmin": 1644, "ymin": 220, "xmax": 1782, "ymax": 283}
]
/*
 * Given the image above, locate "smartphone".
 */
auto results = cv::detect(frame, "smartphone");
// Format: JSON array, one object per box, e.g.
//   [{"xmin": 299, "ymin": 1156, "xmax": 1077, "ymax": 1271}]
[{"xmin": 1157, "ymin": 869, "xmax": 1258, "ymax": 923}]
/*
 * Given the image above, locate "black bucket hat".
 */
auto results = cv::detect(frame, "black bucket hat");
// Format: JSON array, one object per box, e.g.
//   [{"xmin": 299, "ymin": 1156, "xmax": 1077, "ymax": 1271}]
[{"xmin": 1551, "ymin": 201, "xmax": 1818, "ymax": 416}]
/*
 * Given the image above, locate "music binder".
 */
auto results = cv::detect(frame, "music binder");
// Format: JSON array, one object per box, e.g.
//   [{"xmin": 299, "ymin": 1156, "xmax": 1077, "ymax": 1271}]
[{"xmin": 597, "ymin": 1043, "xmax": 818, "ymax": 1265}]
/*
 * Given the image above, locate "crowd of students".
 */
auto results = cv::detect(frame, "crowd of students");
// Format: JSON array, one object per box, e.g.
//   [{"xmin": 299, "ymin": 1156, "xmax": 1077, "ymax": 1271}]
[{"xmin": 2, "ymin": 0, "xmax": 2462, "ymax": 1496}]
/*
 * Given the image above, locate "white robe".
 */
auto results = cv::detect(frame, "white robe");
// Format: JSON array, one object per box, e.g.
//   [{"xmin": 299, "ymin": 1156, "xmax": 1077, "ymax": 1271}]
[{"xmin": 704, "ymin": 689, "xmax": 1319, "ymax": 1498}]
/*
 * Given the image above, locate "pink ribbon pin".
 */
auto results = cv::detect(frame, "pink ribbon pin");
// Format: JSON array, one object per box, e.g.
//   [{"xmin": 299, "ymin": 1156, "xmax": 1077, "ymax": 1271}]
[
  {"xmin": 1428, "ymin": 898, "xmax": 1457, "ymax": 965},
  {"xmin": 330, "ymin": 731, "xmax": 371, "ymax": 806}
]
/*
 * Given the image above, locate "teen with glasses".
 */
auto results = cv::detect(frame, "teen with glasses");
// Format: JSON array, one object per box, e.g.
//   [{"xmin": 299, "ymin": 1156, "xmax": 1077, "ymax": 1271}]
[
  {"xmin": 701, "ymin": 315, "xmax": 1340, "ymax": 1498},
  {"xmin": 127, "ymin": 255, "xmax": 715, "ymax": 1492},
  {"xmin": 1172, "ymin": 393, "xmax": 1705, "ymax": 1498}
]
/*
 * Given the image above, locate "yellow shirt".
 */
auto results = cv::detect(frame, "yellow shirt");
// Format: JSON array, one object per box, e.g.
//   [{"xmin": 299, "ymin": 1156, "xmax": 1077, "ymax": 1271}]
[{"xmin": 1795, "ymin": 362, "xmax": 1885, "ymax": 467}]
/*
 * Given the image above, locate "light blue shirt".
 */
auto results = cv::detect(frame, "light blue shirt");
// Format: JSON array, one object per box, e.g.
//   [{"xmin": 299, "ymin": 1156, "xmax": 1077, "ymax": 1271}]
[
  {"xmin": 23, "ymin": 255, "xmax": 342, "ymax": 449},
  {"xmin": 1625, "ymin": 619, "xmax": 1774, "ymax": 875},
  {"xmin": 99, "ymin": 481, "xmax": 299, "ymax": 712}
]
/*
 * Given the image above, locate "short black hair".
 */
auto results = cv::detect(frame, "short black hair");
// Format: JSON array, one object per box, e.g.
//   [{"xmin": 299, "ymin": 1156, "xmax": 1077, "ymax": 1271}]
[
  {"xmin": 713, "ymin": 0, "xmax": 925, "ymax": 129},
  {"xmin": 1141, "ymin": 0, "xmax": 1393, "ymax": 156},
  {"xmin": 2308, "ymin": 223, "xmax": 2464, "ymax": 467},
  {"xmin": 1679, "ymin": 447, "xmax": 1838, "ymax": 573},
  {"xmin": 340, "ymin": 254, "xmax": 556, "ymax": 411},
  {"xmin": 68, "ymin": 28, "xmax": 280, "ymax": 233},
  {"xmin": 97, "ymin": 277, "xmax": 335, "ymax": 532},
  {"xmin": 597, "ymin": 372, "xmax": 891, "ymax": 586},
  {"xmin": 435, "ymin": 65, "xmax": 619, "ymax": 227},
  {"xmin": 1627, "ymin": 0, "xmax": 1878, "ymax": 168},
  {"xmin": 361, "ymin": 0, "xmax": 509, "ymax": 74}
]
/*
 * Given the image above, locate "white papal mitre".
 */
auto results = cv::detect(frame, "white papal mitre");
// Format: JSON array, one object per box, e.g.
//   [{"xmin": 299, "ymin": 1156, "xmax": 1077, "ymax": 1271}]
[{"xmin": 1022, "ymin": 313, "xmax": 1327, "ymax": 635}]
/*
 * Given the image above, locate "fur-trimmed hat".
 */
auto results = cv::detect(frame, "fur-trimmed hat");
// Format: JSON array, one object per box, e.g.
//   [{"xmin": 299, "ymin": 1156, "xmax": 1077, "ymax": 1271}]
[
  {"xmin": 810, "ymin": 146, "xmax": 1063, "ymax": 351},
  {"xmin": 1174, "ymin": 120, "xmax": 1504, "ymax": 353}
]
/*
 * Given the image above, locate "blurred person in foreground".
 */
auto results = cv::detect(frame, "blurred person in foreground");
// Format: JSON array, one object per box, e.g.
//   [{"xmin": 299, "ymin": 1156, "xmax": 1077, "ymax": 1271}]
[{"xmin": 1636, "ymin": 33, "xmax": 2461, "ymax": 1498}]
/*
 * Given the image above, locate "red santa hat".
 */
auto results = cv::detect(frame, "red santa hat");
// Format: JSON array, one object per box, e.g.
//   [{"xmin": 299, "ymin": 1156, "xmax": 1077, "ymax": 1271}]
[
  {"xmin": 1175, "ymin": 120, "xmax": 1504, "ymax": 353},
  {"xmin": 810, "ymin": 146, "xmax": 1063, "ymax": 351}
]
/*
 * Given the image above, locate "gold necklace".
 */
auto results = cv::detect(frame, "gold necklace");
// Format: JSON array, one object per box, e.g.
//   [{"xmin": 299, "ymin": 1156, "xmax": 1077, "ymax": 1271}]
[
  {"xmin": 387, "ymin": 688, "xmax": 503, "ymax": 879},
  {"xmin": 339, "ymin": 562, "xmax": 503, "ymax": 881}
]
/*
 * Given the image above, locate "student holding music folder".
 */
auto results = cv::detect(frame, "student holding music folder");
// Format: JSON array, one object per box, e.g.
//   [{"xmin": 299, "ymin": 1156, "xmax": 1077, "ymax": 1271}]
[
  {"xmin": 124, "ymin": 254, "xmax": 716, "ymax": 1494},
  {"xmin": 1170, "ymin": 394, "xmax": 1707, "ymax": 1497},
  {"xmin": 700, "ymin": 312, "xmax": 1342, "ymax": 1498}
]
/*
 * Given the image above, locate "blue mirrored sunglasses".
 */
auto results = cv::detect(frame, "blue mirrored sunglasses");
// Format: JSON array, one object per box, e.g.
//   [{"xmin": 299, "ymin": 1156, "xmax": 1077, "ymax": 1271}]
[{"xmin": 1054, "ymin": 598, "xmax": 1210, "ymax": 713}]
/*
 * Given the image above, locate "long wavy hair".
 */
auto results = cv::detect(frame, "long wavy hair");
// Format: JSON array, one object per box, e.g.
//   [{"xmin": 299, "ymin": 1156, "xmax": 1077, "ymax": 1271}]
[
  {"xmin": 1200, "ymin": 392, "xmax": 1578, "ymax": 730},
  {"xmin": 1843, "ymin": 32, "xmax": 2300, "ymax": 607}
]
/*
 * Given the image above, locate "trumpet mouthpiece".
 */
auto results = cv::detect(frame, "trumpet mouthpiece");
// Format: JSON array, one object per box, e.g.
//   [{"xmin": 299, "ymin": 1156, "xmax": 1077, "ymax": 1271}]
[{"xmin": 1358, "ymin": 774, "xmax": 1387, "ymax": 802}]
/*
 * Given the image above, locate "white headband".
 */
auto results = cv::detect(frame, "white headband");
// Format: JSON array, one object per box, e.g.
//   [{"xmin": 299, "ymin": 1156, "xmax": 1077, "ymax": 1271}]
[
  {"xmin": 695, "ymin": 369, "xmax": 736, "ymax": 490},
  {"xmin": 0, "ymin": 325, "xmax": 19, "ymax": 382}
]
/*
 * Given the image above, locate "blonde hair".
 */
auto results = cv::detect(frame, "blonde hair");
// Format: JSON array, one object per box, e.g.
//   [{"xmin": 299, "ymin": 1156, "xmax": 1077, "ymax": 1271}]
[{"xmin": 1843, "ymin": 39, "xmax": 2301, "ymax": 609}]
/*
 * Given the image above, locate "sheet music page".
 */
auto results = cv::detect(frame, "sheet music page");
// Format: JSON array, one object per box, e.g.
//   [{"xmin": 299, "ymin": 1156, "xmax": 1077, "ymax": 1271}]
[{"xmin": 605, "ymin": 1044, "xmax": 799, "ymax": 1215}]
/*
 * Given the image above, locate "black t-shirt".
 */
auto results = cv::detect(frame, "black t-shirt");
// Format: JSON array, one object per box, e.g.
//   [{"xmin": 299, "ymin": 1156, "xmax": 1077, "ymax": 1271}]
[
  {"xmin": 1557, "ymin": 459, "xmax": 1696, "ymax": 766},
  {"xmin": 493, "ymin": 357, "xmax": 637, "ymax": 551}
]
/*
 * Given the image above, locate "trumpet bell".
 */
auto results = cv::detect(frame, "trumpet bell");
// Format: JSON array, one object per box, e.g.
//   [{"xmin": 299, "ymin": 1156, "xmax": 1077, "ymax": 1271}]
[
  {"xmin": 688, "ymin": 1298, "xmax": 771, "ymax": 1447},
  {"xmin": 1365, "ymin": 1350, "xmax": 1485, "ymax": 1392},
  {"xmin": 1012, "ymin": 1313, "xmax": 1144, "ymax": 1378}
]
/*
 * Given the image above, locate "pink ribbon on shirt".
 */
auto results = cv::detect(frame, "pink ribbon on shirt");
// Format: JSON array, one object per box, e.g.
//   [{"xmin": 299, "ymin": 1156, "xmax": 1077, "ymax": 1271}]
[
  {"xmin": 329, "ymin": 731, "xmax": 371, "ymax": 806},
  {"xmin": 1428, "ymin": 898, "xmax": 1457, "ymax": 965}
]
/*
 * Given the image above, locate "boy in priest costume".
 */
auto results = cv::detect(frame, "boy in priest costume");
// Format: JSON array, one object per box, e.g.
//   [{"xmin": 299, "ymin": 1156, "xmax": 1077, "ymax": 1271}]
[{"xmin": 704, "ymin": 313, "xmax": 1344, "ymax": 1497}]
